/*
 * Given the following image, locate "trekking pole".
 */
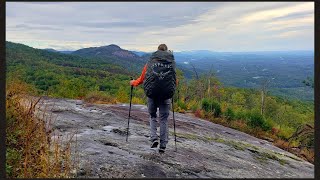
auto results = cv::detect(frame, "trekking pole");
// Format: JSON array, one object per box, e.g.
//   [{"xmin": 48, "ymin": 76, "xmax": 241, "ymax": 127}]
[
  {"xmin": 172, "ymin": 98, "xmax": 177, "ymax": 152},
  {"xmin": 126, "ymin": 77, "xmax": 134, "ymax": 142}
]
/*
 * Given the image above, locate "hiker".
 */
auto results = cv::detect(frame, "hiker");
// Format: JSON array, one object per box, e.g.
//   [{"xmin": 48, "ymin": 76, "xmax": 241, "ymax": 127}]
[{"xmin": 130, "ymin": 44, "xmax": 177, "ymax": 153}]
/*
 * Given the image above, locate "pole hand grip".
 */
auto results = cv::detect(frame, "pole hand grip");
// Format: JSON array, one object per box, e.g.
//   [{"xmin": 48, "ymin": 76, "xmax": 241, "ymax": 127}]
[{"xmin": 130, "ymin": 77, "xmax": 134, "ymax": 88}]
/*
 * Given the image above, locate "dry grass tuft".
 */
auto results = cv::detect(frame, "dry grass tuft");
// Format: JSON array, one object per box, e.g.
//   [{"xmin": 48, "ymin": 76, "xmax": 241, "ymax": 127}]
[
  {"xmin": 6, "ymin": 80, "xmax": 77, "ymax": 178},
  {"xmin": 84, "ymin": 91, "xmax": 117, "ymax": 104},
  {"xmin": 273, "ymin": 139, "xmax": 314, "ymax": 164}
]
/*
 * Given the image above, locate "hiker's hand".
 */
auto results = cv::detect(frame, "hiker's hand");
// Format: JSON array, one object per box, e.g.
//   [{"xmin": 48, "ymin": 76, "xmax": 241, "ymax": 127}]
[{"xmin": 130, "ymin": 80, "xmax": 135, "ymax": 86}]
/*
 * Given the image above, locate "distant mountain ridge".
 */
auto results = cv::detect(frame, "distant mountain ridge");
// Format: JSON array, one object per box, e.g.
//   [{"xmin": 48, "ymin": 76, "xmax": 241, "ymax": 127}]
[
  {"xmin": 131, "ymin": 50, "xmax": 149, "ymax": 57},
  {"xmin": 43, "ymin": 48, "xmax": 73, "ymax": 54},
  {"xmin": 72, "ymin": 44, "xmax": 141, "ymax": 60},
  {"xmin": 70, "ymin": 44, "xmax": 148, "ymax": 73},
  {"xmin": 43, "ymin": 48, "xmax": 59, "ymax": 53},
  {"xmin": 6, "ymin": 41, "xmax": 131, "ymax": 75}
]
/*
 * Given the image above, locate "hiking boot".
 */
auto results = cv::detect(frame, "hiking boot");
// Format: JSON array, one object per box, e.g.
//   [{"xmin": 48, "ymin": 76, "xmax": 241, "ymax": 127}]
[
  {"xmin": 159, "ymin": 147, "xmax": 166, "ymax": 153},
  {"xmin": 150, "ymin": 140, "xmax": 159, "ymax": 148}
]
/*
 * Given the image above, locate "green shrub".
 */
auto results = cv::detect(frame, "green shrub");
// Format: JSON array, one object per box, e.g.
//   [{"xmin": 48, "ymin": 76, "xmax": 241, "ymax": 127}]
[
  {"xmin": 201, "ymin": 98, "xmax": 221, "ymax": 117},
  {"xmin": 277, "ymin": 126, "xmax": 295, "ymax": 140},
  {"xmin": 224, "ymin": 107, "xmax": 235, "ymax": 121},
  {"xmin": 201, "ymin": 98, "xmax": 210, "ymax": 112},
  {"xmin": 263, "ymin": 118, "xmax": 274, "ymax": 132},
  {"xmin": 246, "ymin": 112, "xmax": 272, "ymax": 131},
  {"xmin": 235, "ymin": 110, "xmax": 248, "ymax": 120},
  {"xmin": 262, "ymin": 120, "xmax": 273, "ymax": 132},
  {"xmin": 187, "ymin": 100, "xmax": 199, "ymax": 112},
  {"xmin": 177, "ymin": 100, "xmax": 187, "ymax": 110},
  {"xmin": 211, "ymin": 101, "xmax": 221, "ymax": 118},
  {"xmin": 190, "ymin": 103, "xmax": 199, "ymax": 112}
]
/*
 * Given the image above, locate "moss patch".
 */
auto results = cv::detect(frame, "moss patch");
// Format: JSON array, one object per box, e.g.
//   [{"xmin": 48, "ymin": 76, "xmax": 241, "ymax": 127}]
[
  {"xmin": 170, "ymin": 132, "xmax": 200, "ymax": 140},
  {"xmin": 273, "ymin": 152, "xmax": 302, "ymax": 162},
  {"xmin": 170, "ymin": 131, "xmax": 289, "ymax": 166},
  {"xmin": 253, "ymin": 151, "xmax": 288, "ymax": 165},
  {"xmin": 173, "ymin": 131, "xmax": 261, "ymax": 152},
  {"xmin": 208, "ymin": 137, "xmax": 259, "ymax": 152}
]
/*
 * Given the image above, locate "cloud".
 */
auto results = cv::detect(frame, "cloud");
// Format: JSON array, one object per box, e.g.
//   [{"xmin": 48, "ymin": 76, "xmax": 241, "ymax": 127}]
[
  {"xmin": 6, "ymin": 2, "xmax": 314, "ymax": 51},
  {"xmin": 271, "ymin": 10, "xmax": 313, "ymax": 21},
  {"xmin": 264, "ymin": 15, "xmax": 313, "ymax": 31},
  {"xmin": 239, "ymin": 2, "xmax": 313, "ymax": 23},
  {"xmin": 7, "ymin": 24, "xmax": 63, "ymax": 31}
]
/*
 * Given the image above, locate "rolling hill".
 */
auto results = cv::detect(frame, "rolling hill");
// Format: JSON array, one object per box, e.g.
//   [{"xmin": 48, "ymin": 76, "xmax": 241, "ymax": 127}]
[
  {"xmin": 72, "ymin": 44, "xmax": 147, "ymax": 72},
  {"xmin": 6, "ymin": 41, "xmax": 134, "ymax": 98}
]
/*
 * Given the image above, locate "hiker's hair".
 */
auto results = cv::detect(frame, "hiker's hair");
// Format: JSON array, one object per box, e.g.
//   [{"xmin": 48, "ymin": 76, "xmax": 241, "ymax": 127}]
[{"xmin": 158, "ymin": 44, "xmax": 168, "ymax": 51}]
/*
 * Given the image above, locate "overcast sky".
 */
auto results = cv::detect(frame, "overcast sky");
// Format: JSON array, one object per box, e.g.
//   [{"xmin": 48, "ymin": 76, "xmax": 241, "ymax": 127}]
[{"xmin": 6, "ymin": 2, "xmax": 314, "ymax": 52}]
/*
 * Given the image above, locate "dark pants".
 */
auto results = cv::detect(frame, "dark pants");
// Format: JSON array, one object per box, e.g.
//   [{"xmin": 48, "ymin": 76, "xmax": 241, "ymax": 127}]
[{"xmin": 147, "ymin": 98, "xmax": 171, "ymax": 148}]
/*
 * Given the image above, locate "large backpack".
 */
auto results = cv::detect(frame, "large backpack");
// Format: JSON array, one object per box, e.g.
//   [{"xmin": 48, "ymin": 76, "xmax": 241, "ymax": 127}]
[{"xmin": 143, "ymin": 51, "xmax": 176, "ymax": 100}]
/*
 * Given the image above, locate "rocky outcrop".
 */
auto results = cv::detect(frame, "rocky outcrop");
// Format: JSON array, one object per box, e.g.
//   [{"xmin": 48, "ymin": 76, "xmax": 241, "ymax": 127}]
[{"xmin": 36, "ymin": 97, "xmax": 314, "ymax": 178}]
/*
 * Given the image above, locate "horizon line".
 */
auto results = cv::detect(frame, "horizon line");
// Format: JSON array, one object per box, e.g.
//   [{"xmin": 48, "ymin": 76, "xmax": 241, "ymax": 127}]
[{"xmin": 6, "ymin": 40, "xmax": 314, "ymax": 53}]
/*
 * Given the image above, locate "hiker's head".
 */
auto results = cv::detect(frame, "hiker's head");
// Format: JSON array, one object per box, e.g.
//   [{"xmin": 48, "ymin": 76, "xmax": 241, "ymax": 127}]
[{"xmin": 158, "ymin": 44, "xmax": 168, "ymax": 51}]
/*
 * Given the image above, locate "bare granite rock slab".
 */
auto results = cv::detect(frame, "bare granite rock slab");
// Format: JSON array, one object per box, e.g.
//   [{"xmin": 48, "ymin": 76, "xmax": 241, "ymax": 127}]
[{"xmin": 35, "ymin": 97, "xmax": 314, "ymax": 178}]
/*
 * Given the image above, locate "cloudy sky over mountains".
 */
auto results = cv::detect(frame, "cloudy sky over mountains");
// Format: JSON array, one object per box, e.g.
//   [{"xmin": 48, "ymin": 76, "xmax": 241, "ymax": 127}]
[{"xmin": 6, "ymin": 2, "xmax": 314, "ymax": 52}]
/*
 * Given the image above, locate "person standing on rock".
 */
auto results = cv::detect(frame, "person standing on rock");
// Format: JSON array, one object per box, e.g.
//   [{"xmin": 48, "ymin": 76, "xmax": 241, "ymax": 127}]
[{"xmin": 130, "ymin": 44, "xmax": 177, "ymax": 153}]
